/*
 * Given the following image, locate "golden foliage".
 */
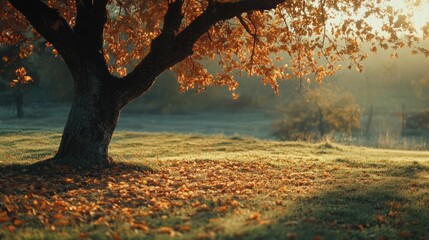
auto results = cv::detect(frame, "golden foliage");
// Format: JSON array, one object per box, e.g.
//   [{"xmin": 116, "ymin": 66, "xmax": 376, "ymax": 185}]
[
  {"xmin": 0, "ymin": 0, "xmax": 427, "ymax": 94},
  {"xmin": 10, "ymin": 67, "xmax": 32, "ymax": 87}
]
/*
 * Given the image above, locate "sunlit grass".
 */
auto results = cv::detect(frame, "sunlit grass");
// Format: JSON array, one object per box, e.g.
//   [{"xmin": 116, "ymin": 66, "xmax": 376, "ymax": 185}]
[{"xmin": 0, "ymin": 130, "xmax": 429, "ymax": 239}]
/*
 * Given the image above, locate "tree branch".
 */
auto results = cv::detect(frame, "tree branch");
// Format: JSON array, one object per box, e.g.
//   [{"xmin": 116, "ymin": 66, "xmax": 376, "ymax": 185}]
[
  {"xmin": 174, "ymin": 0, "xmax": 283, "ymax": 50},
  {"xmin": 237, "ymin": 14, "xmax": 258, "ymax": 75},
  {"xmin": 7, "ymin": 0, "xmax": 80, "ymax": 65},
  {"xmin": 150, "ymin": 0, "xmax": 185, "ymax": 50},
  {"xmin": 74, "ymin": 0, "xmax": 108, "ymax": 51},
  {"xmin": 118, "ymin": 0, "xmax": 285, "ymax": 106}
]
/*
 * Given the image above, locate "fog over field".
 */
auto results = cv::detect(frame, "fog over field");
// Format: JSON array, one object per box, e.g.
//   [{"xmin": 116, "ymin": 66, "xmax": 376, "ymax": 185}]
[{"xmin": 1, "ymin": 42, "xmax": 429, "ymax": 149}]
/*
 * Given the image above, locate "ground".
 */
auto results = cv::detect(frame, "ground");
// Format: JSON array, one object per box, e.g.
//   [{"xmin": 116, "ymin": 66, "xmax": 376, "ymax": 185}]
[{"xmin": 0, "ymin": 130, "xmax": 429, "ymax": 239}]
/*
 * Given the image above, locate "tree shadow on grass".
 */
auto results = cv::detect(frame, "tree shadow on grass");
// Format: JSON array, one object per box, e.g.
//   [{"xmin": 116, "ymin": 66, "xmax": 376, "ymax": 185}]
[
  {"xmin": 0, "ymin": 161, "xmax": 156, "ymax": 196},
  {"xmin": 0, "ymin": 160, "xmax": 156, "ymax": 175},
  {"xmin": 334, "ymin": 158, "xmax": 429, "ymax": 179},
  {"xmin": 228, "ymin": 163, "xmax": 429, "ymax": 240}
]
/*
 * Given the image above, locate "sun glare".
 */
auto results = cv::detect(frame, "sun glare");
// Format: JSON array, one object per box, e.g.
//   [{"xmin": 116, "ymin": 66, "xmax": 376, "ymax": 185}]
[{"xmin": 390, "ymin": 0, "xmax": 429, "ymax": 33}]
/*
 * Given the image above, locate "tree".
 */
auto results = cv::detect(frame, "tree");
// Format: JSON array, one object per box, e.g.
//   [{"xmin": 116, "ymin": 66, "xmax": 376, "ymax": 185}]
[
  {"xmin": 1, "ymin": 0, "xmax": 427, "ymax": 168},
  {"xmin": 412, "ymin": 65, "xmax": 429, "ymax": 101},
  {"xmin": 272, "ymin": 86, "xmax": 360, "ymax": 141},
  {"xmin": 0, "ymin": 43, "xmax": 36, "ymax": 118}
]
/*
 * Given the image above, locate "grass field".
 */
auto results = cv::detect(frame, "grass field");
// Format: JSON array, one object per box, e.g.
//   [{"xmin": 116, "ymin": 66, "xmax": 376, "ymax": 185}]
[{"xmin": 0, "ymin": 130, "xmax": 429, "ymax": 239}]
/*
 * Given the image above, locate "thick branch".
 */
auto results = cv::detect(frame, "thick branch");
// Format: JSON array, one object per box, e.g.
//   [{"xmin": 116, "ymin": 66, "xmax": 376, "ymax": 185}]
[
  {"xmin": 150, "ymin": 0, "xmax": 184, "ymax": 51},
  {"xmin": 175, "ymin": 0, "xmax": 283, "ymax": 44},
  {"xmin": 119, "ymin": 0, "xmax": 285, "ymax": 105},
  {"xmin": 162, "ymin": 0, "xmax": 185, "ymax": 36},
  {"xmin": 7, "ymin": 0, "xmax": 79, "ymax": 65},
  {"xmin": 74, "ymin": 0, "xmax": 108, "ymax": 51},
  {"xmin": 9, "ymin": 0, "xmax": 113, "ymax": 96}
]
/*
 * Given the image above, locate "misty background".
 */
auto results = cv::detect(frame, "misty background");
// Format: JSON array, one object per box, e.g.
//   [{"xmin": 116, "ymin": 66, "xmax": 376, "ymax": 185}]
[{"xmin": 1, "ymin": 43, "xmax": 428, "ymax": 150}]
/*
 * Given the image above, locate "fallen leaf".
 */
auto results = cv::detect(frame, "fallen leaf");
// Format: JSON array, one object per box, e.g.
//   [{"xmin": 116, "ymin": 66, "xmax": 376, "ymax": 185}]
[
  {"xmin": 157, "ymin": 226, "xmax": 174, "ymax": 234},
  {"xmin": 180, "ymin": 225, "xmax": 191, "ymax": 232},
  {"xmin": 218, "ymin": 206, "xmax": 228, "ymax": 212},
  {"xmin": 130, "ymin": 222, "xmax": 149, "ymax": 232},
  {"xmin": 55, "ymin": 217, "xmax": 70, "ymax": 226},
  {"xmin": 0, "ymin": 211, "xmax": 10, "ymax": 223},
  {"xmin": 112, "ymin": 232, "xmax": 120, "ymax": 240},
  {"xmin": 78, "ymin": 232, "xmax": 89, "ymax": 239},
  {"xmin": 13, "ymin": 219, "xmax": 22, "ymax": 227},
  {"xmin": 248, "ymin": 212, "xmax": 260, "ymax": 220},
  {"xmin": 6, "ymin": 225, "xmax": 15, "ymax": 233},
  {"xmin": 398, "ymin": 231, "xmax": 411, "ymax": 238},
  {"xmin": 94, "ymin": 216, "xmax": 105, "ymax": 225},
  {"xmin": 376, "ymin": 213, "xmax": 384, "ymax": 224}
]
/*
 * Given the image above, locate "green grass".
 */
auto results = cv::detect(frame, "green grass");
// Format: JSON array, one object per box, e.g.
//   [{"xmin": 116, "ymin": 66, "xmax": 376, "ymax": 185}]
[{"xmin": 1, "ymin": 130, "xmax": 429, "ymax": 239}]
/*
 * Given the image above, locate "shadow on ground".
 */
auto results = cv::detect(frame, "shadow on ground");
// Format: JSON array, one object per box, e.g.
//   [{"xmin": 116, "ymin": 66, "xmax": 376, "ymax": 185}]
[{"xmin": 231, "ymin": 163, "xmax": 429, "ymax": 240}]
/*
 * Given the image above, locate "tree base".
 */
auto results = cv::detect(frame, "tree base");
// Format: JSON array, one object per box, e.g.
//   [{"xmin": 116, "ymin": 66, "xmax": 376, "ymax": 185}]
[
  {"xmin": 27, "ymin": 156, "xmax": 157, "ymax": 175},
  {"xmin": 29, "ymin": 155, "xmax": 113, "ymax": 173}
]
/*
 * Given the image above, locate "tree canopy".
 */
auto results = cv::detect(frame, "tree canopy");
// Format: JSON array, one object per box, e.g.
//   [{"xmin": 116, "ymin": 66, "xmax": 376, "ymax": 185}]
[{"xmin": 2, "ymin": 0, "xmax": 428, "ymax": 96}]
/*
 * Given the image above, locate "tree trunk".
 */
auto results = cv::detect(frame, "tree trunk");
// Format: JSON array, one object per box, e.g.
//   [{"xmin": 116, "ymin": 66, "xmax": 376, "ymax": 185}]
[
  {"xmin": 52, "ymin": 71, "xmax": 120, "ymax": 168},
  {"xmin": 13, "ymin": 87, "xmax": 24, "ymax": 118},
  {"xmin": 318, "ymin": 107, "xmax": 325, "ymax": 137}
]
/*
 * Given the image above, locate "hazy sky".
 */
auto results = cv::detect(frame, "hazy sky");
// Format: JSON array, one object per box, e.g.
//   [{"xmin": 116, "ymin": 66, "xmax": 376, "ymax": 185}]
[
  {"xmin": 376, "ymin": 0, "xmax": 429, "ymax": 34},
  {"xmin": 393, "ymin": 0, "xmax": 429, "ymax": 29}
]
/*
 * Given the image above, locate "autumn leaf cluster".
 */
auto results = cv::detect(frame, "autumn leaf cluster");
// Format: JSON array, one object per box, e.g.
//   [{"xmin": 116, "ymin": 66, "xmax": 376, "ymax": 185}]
[{"xmin": 1, "ymin": 0, "xmax": 427, "ymax": 94}]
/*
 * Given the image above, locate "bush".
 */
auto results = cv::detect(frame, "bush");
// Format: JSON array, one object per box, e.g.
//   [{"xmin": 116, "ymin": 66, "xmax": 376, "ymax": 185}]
[{"xmin": 272, "ymin": 86, "xmax": 360, "ymax": 141}]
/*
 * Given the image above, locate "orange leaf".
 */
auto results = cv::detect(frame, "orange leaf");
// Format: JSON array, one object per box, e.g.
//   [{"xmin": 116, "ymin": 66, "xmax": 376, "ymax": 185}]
[
  {"xmin": 13, "ymin": 219, "xmax": 22, "ymax": 227},
  {"xmin": 0, "ymin": 212, "xmax": 10, "ymax": 223},
  {"xmin": 78, "ymin": 232, "xmax": 90, "ymax": 239},
  {"xmin": 388, "ymin": 210, "xmax": 398, "ymax": 218},
  {"xmin": 157, "ymin": 226, "xmax": 174, "ymax": 234},
  {"xmin": 130, "ymin": 222, "xmax": 149, "ymax": 232},
  {"xmin": 53, "ymin": 213, "xmax": 64, "ymax": 219},
  {"xmin": 376, "ymin": 213, "xmax": 384, "ymax": 224},
  {"xmin": 180, "ymin": 225, "xmax": 191, "ymax": 232},
  {"xmin": 398, "ymin": 231, "xmax": 411, "ymax": 238},
  {"xmin": 198, "ymin": 204, "xmax": 209, "ymax": 211},
  {"xmin": 218, "ymin": 206, "xmax": 228, "ymax": 212},
  {"xmin": 94, "ymin": 216, "xmax": 105, "ymax": 225},
  {"xmin": 64, "ymin": 178, "xmax": 73, "ymax": 183},
  {"xmin": 55, "ymin": 217, "xmax": 70, "ymax": 226},
  {"xmin": 112, "ymin": 232, "xmax": 120, "ymax": 240},
  {"xmin": 6, "ymin": 225, "xmax": 15, "ymax": 233},
  {"xmin": 248, "ymin": 212, "xmax": 260, "ymax": 220}
]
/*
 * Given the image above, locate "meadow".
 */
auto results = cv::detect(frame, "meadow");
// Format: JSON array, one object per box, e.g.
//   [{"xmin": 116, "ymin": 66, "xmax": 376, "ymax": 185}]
[{"xmin": 0, "ymin": 130, "xmax": 429, "ymax": 239}]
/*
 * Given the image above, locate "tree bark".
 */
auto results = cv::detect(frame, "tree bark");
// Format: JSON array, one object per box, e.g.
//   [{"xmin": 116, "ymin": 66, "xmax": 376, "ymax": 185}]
[{"xmin": 52, "ymin": 71, "xmax": 120, "ymax": 168}]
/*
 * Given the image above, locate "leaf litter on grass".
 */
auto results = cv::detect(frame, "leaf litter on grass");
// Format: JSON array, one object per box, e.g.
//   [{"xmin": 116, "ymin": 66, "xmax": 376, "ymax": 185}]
[
  {"xmin": 0, "ymin": 160, "xmax": 336, "ymax": 239},
  {"xmin": 1, "ymin": 131, "xmax": 429, "ymax": 239}
]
